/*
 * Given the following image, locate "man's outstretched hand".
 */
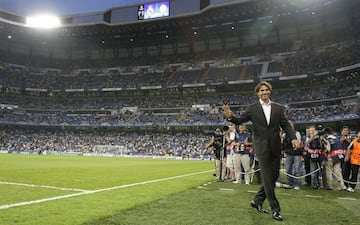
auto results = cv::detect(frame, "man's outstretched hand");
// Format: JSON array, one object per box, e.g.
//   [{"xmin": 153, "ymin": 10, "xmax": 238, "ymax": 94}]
[{"xmin": 222, "ymin": 105, "xmax": 233, "ymax": 118}]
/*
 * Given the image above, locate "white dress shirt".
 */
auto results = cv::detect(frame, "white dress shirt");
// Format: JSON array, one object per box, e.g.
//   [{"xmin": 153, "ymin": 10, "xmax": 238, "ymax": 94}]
[
  {"xmin": 229, "ymin": 131, "xmax": 236, "ymax": 141},
  {"xmin": 259, "ymin": 99, "xmax": 271, "ymax": 125}
]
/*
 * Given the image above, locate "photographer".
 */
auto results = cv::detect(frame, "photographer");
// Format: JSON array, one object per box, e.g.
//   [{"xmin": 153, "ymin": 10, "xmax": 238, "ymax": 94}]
[
  {"xmin": 206, "ymin": 128, "xmax": 227, "ymax": 182},
  {"xmin": 232, "ymin": 125, "xmax": 252, "ymax": 185},
  {"xmin": 306, "ymin": 125, "xmax": 329, "ymax": 189},
  {"xmin": 225, "ymin": 124, "xmax": 236, "ymax": 181},
  {"xmin": 323, "ymin": 127, "xmax": 346, "ymax": 190},
  {"xmin": 282, "ymin": 122, "xmax": 303, "ymax": 190}
]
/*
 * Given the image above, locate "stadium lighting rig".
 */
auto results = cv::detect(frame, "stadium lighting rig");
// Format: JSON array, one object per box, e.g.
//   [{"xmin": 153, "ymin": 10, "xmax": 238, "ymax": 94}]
[{"xmin": 26, "ymin": 14, "xmax": 61, "ymax": 28}]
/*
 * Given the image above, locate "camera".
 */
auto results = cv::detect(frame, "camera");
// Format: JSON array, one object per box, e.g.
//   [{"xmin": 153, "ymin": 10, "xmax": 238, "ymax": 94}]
[
  {"xmin": 213, "ymin": 131, "xmax": 224, "ymax": 145},
  {"xmin": 214, "ymin": 128, "xmax": 223, "ymax": 137},
  {"xmin": 204, "ymin": 127, "xmax": 226, "ymax": 148},
  {"xmin": 317, "ymin": 127, "xmax": 333, "ymax": 136},
  {"xmin": 205, "ymin": 125, "xmax": 229, "ymax": 137}
]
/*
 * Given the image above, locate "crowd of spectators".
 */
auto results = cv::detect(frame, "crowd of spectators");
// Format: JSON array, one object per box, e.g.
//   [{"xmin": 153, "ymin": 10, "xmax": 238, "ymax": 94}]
[
  {"xmin": 0, "ymin": 65, "xmax": 359, "ymax": 126},
  {"xmin": 0, "ymin": 128, "xmax": 212, "ymax": 159},
  {"xmin": 281, "ymin": 40, "xmax": 360, "ymax": 76},
  {"xmin": 0, "ymin": 70, "xmax": 359, "ymax": 111},
  {"xmin": 286, "ymin": 104, "xmax": 359, "ymax": 123},
  {"xmin": 0, "ymin": 37, "xmax": 359, "ymax": 132},
  {"xmin": 0, "ymin": 42, "xmax": 292, "ymax": 71},
  {"xmin": 1, "ymin": 41, "xmax": 359, "ymax": 90},
  {"xmin": 0, "ymin": 103, "xmax": 357, "ymax": 126},
  {"xmin": 0, "ymin": 110, "xmax": 223, "ymax": 127}
]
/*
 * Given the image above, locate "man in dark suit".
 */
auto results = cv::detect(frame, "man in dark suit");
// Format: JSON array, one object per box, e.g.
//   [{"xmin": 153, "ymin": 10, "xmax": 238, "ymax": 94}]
[{"xmin": 223, "ymin": 81, "xmax": 300, "ymax": 221}]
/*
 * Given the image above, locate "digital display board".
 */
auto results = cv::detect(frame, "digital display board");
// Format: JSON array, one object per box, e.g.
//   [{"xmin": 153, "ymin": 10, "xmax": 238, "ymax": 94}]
[{"xmin": 138, "ymin": 1, "xmax": 170, "ymax": 20}]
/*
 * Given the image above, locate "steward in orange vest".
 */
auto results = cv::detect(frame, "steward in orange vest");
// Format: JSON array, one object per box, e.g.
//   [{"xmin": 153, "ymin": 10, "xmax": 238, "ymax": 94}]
[{"xmin": 344, "ymin": 131, "xmax": 360, "ymax": 192}]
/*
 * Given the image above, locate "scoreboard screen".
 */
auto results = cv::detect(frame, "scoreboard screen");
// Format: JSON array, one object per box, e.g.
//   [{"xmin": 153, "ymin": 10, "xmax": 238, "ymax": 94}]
[{"xmin": 138, "ymin": 1, "xmax": 170, "ymax": 20}]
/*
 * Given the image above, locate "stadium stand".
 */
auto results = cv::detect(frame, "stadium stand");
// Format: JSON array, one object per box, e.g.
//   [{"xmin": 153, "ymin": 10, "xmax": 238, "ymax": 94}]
[{"xmin": 0, "ymin": 0, "xmax": 359, "ymax": 154}]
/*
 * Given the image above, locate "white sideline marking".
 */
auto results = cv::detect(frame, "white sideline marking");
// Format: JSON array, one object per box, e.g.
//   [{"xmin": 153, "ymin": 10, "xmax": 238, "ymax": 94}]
[
  {"xmin": 0, "ymin": 181, "xmax": 89, "ymax": 192},
  {"xmin": 0, "ymin": 170, "xmax": 213, "ymax": 210},
  {"xmin": 337, "ymin": 197, "xmax": 357, "ymax": 201},
  {"xmin": 305, "ymin": 195, "xmax": 323, "ymax": 198},
  {"xmin": 220, "ymin": 188, "xmax": 234, "ymax": 191},
  {"xmin": 277, "ymin": 193, "xmax": 291, "ymax": 196}
]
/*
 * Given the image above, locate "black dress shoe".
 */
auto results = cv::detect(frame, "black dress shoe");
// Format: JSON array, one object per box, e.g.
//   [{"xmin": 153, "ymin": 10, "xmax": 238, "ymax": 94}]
[
  {"xmin": 250, "ymin": 200, "xmax": 268, "ymax": 214},
  {"xmin": 272, "ymin": 212, "xmax": 283, "ymax": 221}
]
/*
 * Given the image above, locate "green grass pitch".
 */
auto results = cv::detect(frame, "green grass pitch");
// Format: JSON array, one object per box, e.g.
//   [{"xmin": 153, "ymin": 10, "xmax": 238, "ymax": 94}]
[{"xmin": 0, "ymin": 154, "xmax": 359, "ymax": 225}]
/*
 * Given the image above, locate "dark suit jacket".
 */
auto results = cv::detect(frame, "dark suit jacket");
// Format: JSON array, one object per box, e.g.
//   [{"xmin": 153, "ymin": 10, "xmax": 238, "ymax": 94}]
[{"xmin": 228, "ymin": 101, "xmax": 296, "ymax": 157}]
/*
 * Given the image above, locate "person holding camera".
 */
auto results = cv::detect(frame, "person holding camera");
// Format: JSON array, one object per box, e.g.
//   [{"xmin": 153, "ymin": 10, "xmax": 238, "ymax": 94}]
[
  {"xmin": 306, "ymin": 125, "xmax": 329, "ymax": 189},
  {"xmin": 223, "ymin": 81, "xmax": 300, "ymax": 222},
  {"xmin": 340, "ymin": 126, "xmax": 353, "ymax": 189},
  {"xmin": 322, "ymin": 127, "xmax": 346, "ymax": 190},
  {"xmin": 206, "ymin": 128, "xmax": 227, "ymax": 182},
  {"xmin": 232, "ymin": 124, "xmax": 252, "ymax": 185},
  {"xmin": 303, "ymin": 127, "xmax": 312, "ymax": 186},
  {"xmin": 225, "ymin": 124, "xmax": 236, "ymax": 181},
  {"xmin": 282, "ymin": 122, "xmax": 303, "ymax": 190}
]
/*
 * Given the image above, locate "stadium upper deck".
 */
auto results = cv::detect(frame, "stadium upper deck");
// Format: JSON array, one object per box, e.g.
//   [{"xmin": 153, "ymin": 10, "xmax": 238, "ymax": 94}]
[{"xmin": 0, "ymin": 0, "xmax": 359, "ymax": 63}]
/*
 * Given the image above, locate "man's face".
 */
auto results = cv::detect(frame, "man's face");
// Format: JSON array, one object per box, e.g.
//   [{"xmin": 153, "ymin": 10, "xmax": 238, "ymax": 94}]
[
  {"xmin": 239, "ymin": 125, "xmax": 246, "ymax": 133},
  {"xmin": 257, "ymin": 85, "xmax": 271, "ymax": 102},
  {"xmin": 342, "ymin": 128, "xmax": 349, "ymax": 136},
  {"xmin": 229, "ymin": 125, "xmax": 235, "ymax": 131},
  {"xmin": 309, "ymin": 127, "xmax": 317, "ymax": 136}
]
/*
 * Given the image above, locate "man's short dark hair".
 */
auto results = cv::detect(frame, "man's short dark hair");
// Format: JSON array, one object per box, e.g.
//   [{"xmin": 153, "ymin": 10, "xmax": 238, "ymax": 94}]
[{"xmin": 255, "ymin": 81, "xmax": 272, "ymax": 93}]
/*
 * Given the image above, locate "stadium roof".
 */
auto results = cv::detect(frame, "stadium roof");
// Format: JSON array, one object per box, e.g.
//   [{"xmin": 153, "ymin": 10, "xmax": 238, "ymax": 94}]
[
  {"xmin": 0, "ymin": 0, "xmax": 154, "ymax": 16},
  {"xmin": 0, "ymin": 0, "xmax": 358, "ymax": 62}
]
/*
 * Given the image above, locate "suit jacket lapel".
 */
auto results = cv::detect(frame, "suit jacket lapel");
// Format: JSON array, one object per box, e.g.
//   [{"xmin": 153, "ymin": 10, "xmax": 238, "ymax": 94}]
[{"xmin": 256, "ymin": 102, "xmax": 269, "ymax": 127}]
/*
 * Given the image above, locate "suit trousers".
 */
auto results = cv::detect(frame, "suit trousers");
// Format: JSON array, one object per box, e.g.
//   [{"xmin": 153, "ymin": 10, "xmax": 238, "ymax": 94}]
[{"xmin": 254, "ymin": 148, "xmax": 281, "ymax": 213}]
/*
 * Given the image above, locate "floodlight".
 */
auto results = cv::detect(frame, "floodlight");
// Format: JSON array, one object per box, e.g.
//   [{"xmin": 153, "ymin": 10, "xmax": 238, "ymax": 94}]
[{"xmin": 26, "ymin": 15, "xmax": 61, "ymax": 28}]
